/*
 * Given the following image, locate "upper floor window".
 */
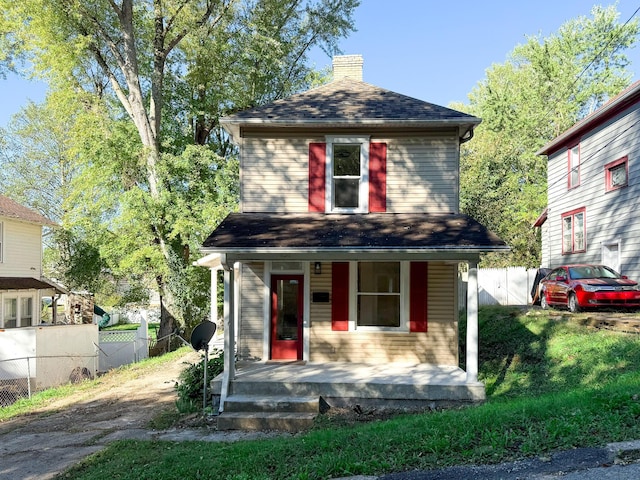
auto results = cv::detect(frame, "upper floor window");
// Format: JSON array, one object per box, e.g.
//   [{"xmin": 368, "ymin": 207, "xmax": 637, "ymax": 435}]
[
  {"xmin": 562, "ymin": 207, "xmax": 586, "ymax": 254},
  {"xmin": 605, "ymin": 156, "xmax": 628, "ymax": 192},
  {"xmin": 326, "ymin": 136, "xmax": 370, "ymax": 212},
  {"xmin": 308, "ymin": 139, "xmax": 386, "ymax": 213},
  {"xmin": 568, "ymin": 144, "xmax": 580, "ymax": 189},
  {"xmin": 0, "ymin": 221, "xmax": 3, "ymax": 262}
]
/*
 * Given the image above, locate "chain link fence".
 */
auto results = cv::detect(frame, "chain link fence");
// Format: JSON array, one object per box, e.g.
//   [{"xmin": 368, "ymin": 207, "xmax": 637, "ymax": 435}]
[{"xmin": 0, "ymin": 354, "xmax": 98, "ymax": 407}]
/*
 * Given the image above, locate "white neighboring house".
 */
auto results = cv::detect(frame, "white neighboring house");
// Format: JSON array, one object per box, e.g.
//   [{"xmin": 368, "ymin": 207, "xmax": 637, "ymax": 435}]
[{"xmin": 0, "ymin": 195, "xmax": 66, "ymax": 327}]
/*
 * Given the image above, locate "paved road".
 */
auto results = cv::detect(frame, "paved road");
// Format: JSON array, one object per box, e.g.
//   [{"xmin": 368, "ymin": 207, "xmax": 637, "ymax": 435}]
[{"xmin": 337, "ymin": 441, "xmax": 640, "ymax": 480}]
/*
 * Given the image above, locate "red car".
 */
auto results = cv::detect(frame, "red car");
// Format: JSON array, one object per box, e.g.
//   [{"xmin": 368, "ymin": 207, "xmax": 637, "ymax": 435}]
[{"xmin": 539, "ymin": 264, "xmax": 640, "ymax": 312}]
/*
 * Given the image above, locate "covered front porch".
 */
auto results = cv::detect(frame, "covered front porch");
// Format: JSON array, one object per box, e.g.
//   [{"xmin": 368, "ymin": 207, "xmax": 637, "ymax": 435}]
[{"xmin": 210, "ymin": 360, "xmax": 484, "ymax": 431}]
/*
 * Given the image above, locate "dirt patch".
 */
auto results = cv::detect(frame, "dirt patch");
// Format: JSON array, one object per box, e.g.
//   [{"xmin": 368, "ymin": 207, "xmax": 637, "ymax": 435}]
[{"xmin": 0, "ymin": 350, "xmax": 262, "ymax": 479}]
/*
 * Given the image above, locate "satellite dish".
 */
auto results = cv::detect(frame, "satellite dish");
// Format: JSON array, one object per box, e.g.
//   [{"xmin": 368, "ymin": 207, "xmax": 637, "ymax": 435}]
[
  {"xmin": 190, "ymin": 321, "xmax": 216, "ymax": 351},
  {"xmin": 190, "ymin": 320, "xmax": 217, "ymax": 413}
]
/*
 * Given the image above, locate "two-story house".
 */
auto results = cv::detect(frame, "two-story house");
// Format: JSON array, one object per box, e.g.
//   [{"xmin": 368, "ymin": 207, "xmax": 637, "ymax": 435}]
[
  {"xmin": 536, "ymin": 81, "xmax": 640, "ymax": 279},
  {"xmin": 0, "ymin": 194, "xmax": 65, "ymax": 327},
  {"xmin": 197, "ymin": 56, "xmax": 508, "ymax": 429}
]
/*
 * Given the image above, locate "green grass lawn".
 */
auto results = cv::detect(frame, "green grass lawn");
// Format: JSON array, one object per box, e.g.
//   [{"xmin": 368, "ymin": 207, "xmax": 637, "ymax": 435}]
[{"xmin": 45, "ymin": 307, "xmax": 640, "ymax": 478}]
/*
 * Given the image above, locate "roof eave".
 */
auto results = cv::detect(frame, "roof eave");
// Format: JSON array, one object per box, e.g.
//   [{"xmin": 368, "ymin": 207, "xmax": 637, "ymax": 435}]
[
  {"xmin": 537, "ymin": 81, "xmax": 640, "ymax": 156},
  {"xmin": 221, "ymin": 117, "xmax": 482, "ymax": 143},
  {"xmin": 199, "ymin": 245, "xmax": 509, "ymax": 263}
]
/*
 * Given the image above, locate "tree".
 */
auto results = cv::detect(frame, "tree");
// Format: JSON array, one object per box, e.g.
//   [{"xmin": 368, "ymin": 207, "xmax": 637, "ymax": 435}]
[
  {"xmin": 2, "ymin": 0, "xmax": 359, "ymax": 340},
  {"xmin": 457, "ymin": 4, "xmax": 639, "ymax": 267}
]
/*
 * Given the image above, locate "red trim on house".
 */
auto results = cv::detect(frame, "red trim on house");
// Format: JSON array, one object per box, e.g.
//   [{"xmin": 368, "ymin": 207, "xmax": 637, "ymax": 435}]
[
  {"xmin": 409, "ymin": 262, "xmax": 428, "ymax": 332},
  {"xmin": 369, "ymin": 142, "xmax": 387, "ymax": 212},
  {"xmin": 605, "ymin": 155, "xmax": 628, "ymax": 192},
  {"xmin": 331, "ymin": 262, "xmax": 349, "ymax": 331},
  {"xmin": 308, "ymin": 143, "xmax": 326, "ymax": 212},
  {"xmin": 561, "ymin": 207, "xmax": 587, "ymax": 255}
]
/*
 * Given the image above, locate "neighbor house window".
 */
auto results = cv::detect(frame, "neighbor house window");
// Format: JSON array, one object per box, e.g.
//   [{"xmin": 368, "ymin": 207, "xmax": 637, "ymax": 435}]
[
  {"xmin": 605, "ymin": 156, "xmax": 628, "ymax": 192},
  {"xmin": 568, "ymin": 144, "xmax": 580, "ymax": 189},
  {"xmin": 562, "ymin": 208, "xmax": 586, "ymax": 254},
  {"xmin": 1, "ymin": 295, "xmax": 35, "ymax": 328},
  {"xmin": 326, "ymin": 136, "xmax": 370, "ymax": 212}
]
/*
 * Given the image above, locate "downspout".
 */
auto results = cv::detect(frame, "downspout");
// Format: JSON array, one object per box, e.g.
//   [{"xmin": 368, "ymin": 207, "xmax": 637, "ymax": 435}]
[
  {"xmin": 218, "ymin": 254, "xmax": 235, "ymax": 414},
  {"xmin": 459, "ymin": 126, "xmax": 475, "ymax": 144}
]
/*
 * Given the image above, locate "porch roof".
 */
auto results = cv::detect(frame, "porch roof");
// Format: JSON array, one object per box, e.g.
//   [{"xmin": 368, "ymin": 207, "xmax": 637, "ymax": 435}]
[
  {"xmin": 0, "ymin": 277, "xmax": 67, "ymax": 294},
  {"xmin": 200, "ymin": 213, "xmax": 508, "ymax": 262}
]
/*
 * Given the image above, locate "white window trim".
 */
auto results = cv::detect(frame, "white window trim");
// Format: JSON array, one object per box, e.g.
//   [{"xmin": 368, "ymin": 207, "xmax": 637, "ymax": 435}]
[
  {"xmin": 1, "ymin": 292, "xmax": 36, "ymax": 328},
  {"xmin": 325, "ymin": 135, "xmax": 370, "ymax": 213},
  {"xmin": 348, "ymin": 260, "xmax": 409, "ymax": 332}
]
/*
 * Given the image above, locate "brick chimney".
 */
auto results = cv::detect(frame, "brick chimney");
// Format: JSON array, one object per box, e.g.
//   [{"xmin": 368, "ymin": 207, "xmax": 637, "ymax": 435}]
[{"xmin": 332, "ymin": 54, "xmax": 363, "ymax": 81}]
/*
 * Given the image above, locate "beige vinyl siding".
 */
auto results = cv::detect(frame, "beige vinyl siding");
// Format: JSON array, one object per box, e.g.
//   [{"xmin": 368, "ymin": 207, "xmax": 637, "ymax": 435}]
[
  {"xmin": 545, "ymin": 102, "xmax": 640, "ymax": 278},
  {"xmin": 383, "ymin": 136, "xmax": 459, "ymax": 213},
  {"xmin": 237, "ymin": 262, "xmax": 266, "ymax": 361},
  {"xmin": 240, "ymin": 134, "xmax": 459, "ymax": 214},
  {"xmin": 0, "ymin": 218, "xmax": 43, "ymax": 277},
  {"xmin": 309, "ymin": 262, "xmax": 458, "ymax": 365},
  {"xmin": 241, "ymin": 137, "xmax": 310, "ymax": 213}
]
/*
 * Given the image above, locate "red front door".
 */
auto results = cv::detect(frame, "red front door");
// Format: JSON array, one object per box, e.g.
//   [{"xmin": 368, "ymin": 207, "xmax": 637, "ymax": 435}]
[{"xmin": 270, "ymin": 275, "xmax": 304, "ymax": 360}]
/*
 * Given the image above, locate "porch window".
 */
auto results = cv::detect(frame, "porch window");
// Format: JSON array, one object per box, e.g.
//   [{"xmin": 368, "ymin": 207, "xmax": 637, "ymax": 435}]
[
  {"xmin": 326, "ymin": 136, "xmax": 370, "ymax": 213},
  {"xmin": 605, "ymin": 156, "xmax": 628, "ymax": 192},
  {"xmin": 568, "ymin": 144, "xmax": 580, "ymax": 189},
  {"xmin": 562, "ymin": 208, "xmax": 586, "ymax": 254},
  {"xmin": 356, "ymin": 262, "xmax": 401, "ymax": 328},
  {"xmin": 21, "ymin": 297, "xmax": 33, "ymax": 327},
  {"xmin": 3, "ymin": 298, "xmax": 17, "ymax": 328},
  {"xmin": 2, "ymin": 295, "xmax": 35, "ymax": 328}
]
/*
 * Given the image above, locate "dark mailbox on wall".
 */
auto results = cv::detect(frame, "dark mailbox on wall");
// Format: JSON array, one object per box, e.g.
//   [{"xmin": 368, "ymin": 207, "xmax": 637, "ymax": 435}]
[{"xmin": 312, "ymin": 292, "xmax": 330, "ymax": 303}]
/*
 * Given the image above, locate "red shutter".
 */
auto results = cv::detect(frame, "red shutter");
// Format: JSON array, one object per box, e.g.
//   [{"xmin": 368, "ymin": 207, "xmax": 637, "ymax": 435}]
[
  {"xmin": 331, "ymin": 262, "xmax": 349, "ymax": 331},
  {"xmin": 309, "ymin": 142, "xmax": 326, "ymax": 212},
  {"xmin": 410, "ymin": 262, "xmax": 428, "ymax": 332},
  {"xmin": 369, "ymin": 142, "xmax": 387, "ymax": 212}
]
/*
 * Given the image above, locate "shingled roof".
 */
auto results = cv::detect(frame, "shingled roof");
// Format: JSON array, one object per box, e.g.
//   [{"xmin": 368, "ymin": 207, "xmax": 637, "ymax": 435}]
[
  {"xmin": 202, "ymin": 213, "xmax": 507, "ymax": 256},
  {"xmin": 0, "ymin": 195, "xmax": 57, "ymax": 226},
  {"xmin": 220, "ymin": 78, "xmax": 481, "ymax": 141}
]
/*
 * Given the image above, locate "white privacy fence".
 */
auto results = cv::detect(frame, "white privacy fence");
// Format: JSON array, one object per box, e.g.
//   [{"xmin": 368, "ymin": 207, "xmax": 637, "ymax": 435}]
[
  {"xmin": 97, "ymin": 320, "xmax": 149, "ymax": 373},
  {"xmin": 459, "ymin": 267, "xmax": 541, "ymax": 308}
]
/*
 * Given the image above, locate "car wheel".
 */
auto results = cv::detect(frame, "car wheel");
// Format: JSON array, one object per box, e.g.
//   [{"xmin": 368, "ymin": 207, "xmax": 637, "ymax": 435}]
[
  {"xmin": 568, "ymin": 293, "xmax": 581, "ymax": 313},
  {"xmin": 540, "ymin": 290, "xmax": 549, "ymax": 310}
]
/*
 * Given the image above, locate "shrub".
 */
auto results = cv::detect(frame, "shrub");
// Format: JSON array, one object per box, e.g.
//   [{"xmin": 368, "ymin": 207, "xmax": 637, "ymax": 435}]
[{"xmin": 175, "ymin": 350, "xmax": 224, "ymax": 412}]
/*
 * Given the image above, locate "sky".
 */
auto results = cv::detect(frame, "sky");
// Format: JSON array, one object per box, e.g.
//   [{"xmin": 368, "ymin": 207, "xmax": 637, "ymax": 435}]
[{"xmin": 1, "ymin": 0, "xmax": 640, "ymax": 127}]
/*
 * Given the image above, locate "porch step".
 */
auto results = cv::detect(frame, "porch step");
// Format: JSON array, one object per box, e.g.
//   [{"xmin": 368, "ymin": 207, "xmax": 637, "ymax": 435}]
[
  {"xmin": 217, "ymin": 411, "xmax": 317, "ymax": 432},
  {"xmin": 223, "ymin": 394, "xmax": 319, "ymax": 413},
  {"xmin": 218, "ymin": 395, "xmax": 321, "ymax": 432}
]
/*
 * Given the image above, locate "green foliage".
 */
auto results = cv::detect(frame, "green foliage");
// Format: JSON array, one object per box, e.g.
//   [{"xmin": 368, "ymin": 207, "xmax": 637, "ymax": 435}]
[
  {"xmin": 459, "ymin": 5, "xmax": 639, "ymax": 267},
  {"xmin": 0, "ymin": 0, "xmax": 359, "ymax": 332},
  {"xmin": 175, "ymin": 351, "xmax": 224, "ymax": 412}
]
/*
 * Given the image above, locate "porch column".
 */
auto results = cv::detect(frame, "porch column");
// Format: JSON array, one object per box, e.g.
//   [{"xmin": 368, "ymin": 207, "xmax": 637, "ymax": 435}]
[
  {"xmin": 219, "ymin": 262, "xmax": 235, "ymax": 413},
  {"xmin": 466, "ymin": 261, "xmax": 479, "ymax": 383},
  {"xmin": 210, "ymin": 268, "xmax": 218, "ymax": 325}
]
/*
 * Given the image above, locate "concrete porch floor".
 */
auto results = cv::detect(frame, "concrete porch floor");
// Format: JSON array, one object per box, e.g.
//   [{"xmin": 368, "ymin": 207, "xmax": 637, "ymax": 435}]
[{"xmin": 212, "ymin": 362, "xmax": 486, "ymax": 409}]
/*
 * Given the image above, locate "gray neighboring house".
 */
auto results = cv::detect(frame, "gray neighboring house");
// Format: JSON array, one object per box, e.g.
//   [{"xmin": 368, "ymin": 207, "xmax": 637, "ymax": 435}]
[
  {"xmin": 536, "ymin": 81, "xmax": 640, "ymax": 278},
  {"xmin": 197, "ymin": 55, "xmax": 508, "ymax": 429}
]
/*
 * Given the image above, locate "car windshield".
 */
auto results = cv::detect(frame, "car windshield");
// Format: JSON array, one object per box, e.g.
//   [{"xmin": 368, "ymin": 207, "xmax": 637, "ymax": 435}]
[{"xmin": 568, "ymin": 266, "xmax": 619, "ymax": 279}]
